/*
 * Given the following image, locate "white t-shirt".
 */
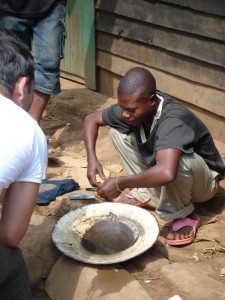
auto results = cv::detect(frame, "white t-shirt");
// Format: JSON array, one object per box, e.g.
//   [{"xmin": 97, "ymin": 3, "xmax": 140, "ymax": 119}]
[{"xmin": 0, "ymin": 94, "xmax": 47, "ymax": 192}]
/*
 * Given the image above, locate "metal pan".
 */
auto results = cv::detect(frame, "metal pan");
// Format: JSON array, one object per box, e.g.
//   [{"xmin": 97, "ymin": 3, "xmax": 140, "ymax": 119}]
[{"xmin": 52, "ymin": 202, "xmax": 159, "ymax": 264}]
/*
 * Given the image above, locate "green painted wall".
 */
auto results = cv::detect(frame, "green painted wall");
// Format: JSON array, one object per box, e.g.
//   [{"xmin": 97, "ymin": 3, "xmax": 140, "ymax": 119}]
[{"xmin": 61, "ymin": 0, "xmax": 96, "ymax": 90}]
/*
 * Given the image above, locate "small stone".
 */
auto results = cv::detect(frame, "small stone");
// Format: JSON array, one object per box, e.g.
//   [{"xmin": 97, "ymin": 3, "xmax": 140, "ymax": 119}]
[
  {"xmin": 168, "ymin": 296, "xmax": 183, "ymax": 300},
  {"xmin": 220, "ymin": 268, "xmax": 225, "ymax": 276},
  {"xmin": 144, "ymin": 280, "xmax": 151, "ymax": 283}
]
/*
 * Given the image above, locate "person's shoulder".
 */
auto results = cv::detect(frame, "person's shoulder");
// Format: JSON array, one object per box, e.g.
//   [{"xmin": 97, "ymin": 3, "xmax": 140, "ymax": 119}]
[
  {"xmin": 0, "ymin": 95, "xmax": 24, "ymax": 118},
  {"xmin": 157, "ymin": 91, "xmax": 172, "ymax": 101},
  {"xmin": 103, "ymin": 103, "xmax": 120, "ymax": 114},
  {"xmin": 105, "ymin": 103, "xmax": 120, "ymax": 109},
  {"xmin": 0, "ymin": 95, "xmax": 43, "ymax": 139},
  {"xmin": 157, "ymin": 91, "xmax": 188, "ymax": 111}
]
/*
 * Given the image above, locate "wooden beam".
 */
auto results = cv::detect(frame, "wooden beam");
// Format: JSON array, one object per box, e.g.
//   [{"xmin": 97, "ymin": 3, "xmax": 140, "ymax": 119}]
[
  {"xmin": 160, "ymin": 0, "xmax": 225, "ymax": 17},
  {"xmin": 97, "ymin": 12, "xmax": 225, "ymax": 67},
  {"xmin": 97, "ymin": 33, "xmax": 225, "ymax": 91},
  {"xmin": 96, "ymin": 0, "xmax": 225, "ymax": 41},
  {"xmin": 97, "ymin": 50, "xmax": 225, "ymax": 118}
]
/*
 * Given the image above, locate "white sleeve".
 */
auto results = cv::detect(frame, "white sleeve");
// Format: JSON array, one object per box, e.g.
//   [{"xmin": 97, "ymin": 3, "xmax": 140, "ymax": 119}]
[
  {"xmin": 0, "ymin": 124, "xmax": 47, "ymax": 191},
  {"xmin": 16, "ymin": 124, "xmax": 47, "ymax": 183}
]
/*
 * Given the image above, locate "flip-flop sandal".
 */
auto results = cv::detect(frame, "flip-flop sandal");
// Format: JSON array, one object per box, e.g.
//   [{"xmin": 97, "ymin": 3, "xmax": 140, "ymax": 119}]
[
  {"xmin": 47, "ymin": 143, "xmax": 62, "ymax": 158},
  {"xmin": 113, "ymin": 194, "xmax": 156, "ymax": 210},
  {"xmin": 48, "ymin": 149, "xmax": 62, "ymax": 158},
  {"xmin": 167, "ymin": 215, "xmax": 201, "ymax": 246}
]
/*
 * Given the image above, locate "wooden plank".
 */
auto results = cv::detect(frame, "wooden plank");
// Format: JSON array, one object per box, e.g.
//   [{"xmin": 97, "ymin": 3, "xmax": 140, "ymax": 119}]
[
  {"xmin": 160, "ymin": 0, "xmax": 225, "ymax": 17},
  {"xmin": 97, "ymin": 68, "xmax": 120, "ymax": 99},
  {"xmin": 96, "ymin": 0, "xmax": 225, "ymax": 41},
  {"xmin": 97, "ymin": 50, "xmax": 225, "ymax": 118},
  {"xmin": 96, "ymin": 12, "xmax": 154, "ymax": 45},
  {"xmin": 152, "ymin": 28, "xmax": 225, "ymax": 68},
  {"xmin": 96, "ymin": 11, "xmax": 155, "ymax": 43},
  {"xmin": 97, "ymin": 33, "xmax": 225, "ymax": 91},
  {"xmin": 97, "ymin": 12, "xmax": 225, "ymax": 67}
]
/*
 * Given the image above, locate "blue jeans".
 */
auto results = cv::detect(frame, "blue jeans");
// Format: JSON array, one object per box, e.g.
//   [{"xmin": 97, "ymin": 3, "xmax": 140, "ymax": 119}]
[
  {"xmin": 0, "ymin": 244, "xmax": 31, "ymax": 299},
  {"xmin": 0, "ymin": 1, "xmax": 66, "ymax": 95}
]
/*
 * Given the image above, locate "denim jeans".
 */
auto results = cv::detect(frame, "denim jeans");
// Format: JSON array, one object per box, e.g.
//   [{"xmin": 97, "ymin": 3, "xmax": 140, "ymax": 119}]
[
  {"xmin": 0, "ymin": 1, "xmax": 67, "ymax": 95},
  {"xmin": 0, "ymin": 244, "xmax": 31, "ymax": 300}
]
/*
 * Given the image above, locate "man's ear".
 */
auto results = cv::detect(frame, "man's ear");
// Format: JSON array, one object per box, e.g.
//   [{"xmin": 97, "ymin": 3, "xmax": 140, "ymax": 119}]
[
  {"xmin": 148, "ymin": 93, "xmax": 157, "ymax": 105},
  {"xmin": 149, "ymin": 93, "xmax": 156, "ymax": 101},
  {"xmin": 11, "ymin": 77, "xmax": 28, "ymax": 106}
]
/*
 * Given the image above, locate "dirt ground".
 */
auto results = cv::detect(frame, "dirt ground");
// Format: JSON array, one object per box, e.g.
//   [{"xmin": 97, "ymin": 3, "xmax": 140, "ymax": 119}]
[{"xmin": 33, "ymin": 79, "xmax": 225, "ymax": 299}]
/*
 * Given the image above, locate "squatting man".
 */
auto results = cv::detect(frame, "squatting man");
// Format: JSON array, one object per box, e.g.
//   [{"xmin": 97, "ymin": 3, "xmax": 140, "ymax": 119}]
[{"xmin": 83, "ymin": 67, "xmax": 225, "ymax": 246}]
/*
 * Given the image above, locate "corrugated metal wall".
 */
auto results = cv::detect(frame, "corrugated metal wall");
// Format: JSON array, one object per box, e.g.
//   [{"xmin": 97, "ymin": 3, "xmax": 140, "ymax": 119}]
[{"xmin": 95, "ymin": 0, "xmax": 225, "ymax": 140}]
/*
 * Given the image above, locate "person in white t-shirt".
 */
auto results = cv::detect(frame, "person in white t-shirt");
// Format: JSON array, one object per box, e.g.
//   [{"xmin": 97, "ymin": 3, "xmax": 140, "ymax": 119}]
[{"xmin": 0, "ymin": 30, "xmax": 47, "ymax": 299}]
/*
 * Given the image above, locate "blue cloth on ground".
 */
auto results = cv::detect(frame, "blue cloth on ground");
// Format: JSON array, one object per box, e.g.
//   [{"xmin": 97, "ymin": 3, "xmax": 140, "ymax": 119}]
[{"xmin": 37, "ymin": 179, "xmax": 80, "ymax": 205}]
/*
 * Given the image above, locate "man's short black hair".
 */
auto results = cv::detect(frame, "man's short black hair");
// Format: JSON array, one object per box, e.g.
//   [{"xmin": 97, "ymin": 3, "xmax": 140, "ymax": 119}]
[
  {"xmin": 118, "ymin": 67, "xmax": 156, "ymax": 98},
  {"xmin": 0, "ymin": 29, "xmax": 35, "ymax": 96}
]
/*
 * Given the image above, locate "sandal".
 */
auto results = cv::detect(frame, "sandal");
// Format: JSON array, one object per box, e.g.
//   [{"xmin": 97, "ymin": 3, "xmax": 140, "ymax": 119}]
[
  {"xmin": 167, "ymin": 215, "xmax": 201, "ymax": 246},
  {"xmin": 47, "ymin": 140, "xmax": 62, "ymax": 158}
]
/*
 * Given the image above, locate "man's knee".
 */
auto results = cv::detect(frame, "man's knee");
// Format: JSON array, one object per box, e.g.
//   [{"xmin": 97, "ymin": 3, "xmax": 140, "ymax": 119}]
[
  {"xmin": 0, "ymin": 245, "xmax": 31, "ymax": 299},
  {"xmin": 0, "ymin": 245, "xmax": 24, "ymax": 278}
]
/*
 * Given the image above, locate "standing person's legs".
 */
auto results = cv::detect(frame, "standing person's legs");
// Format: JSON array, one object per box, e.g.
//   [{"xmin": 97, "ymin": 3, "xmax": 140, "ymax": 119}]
[
  {"xmin": 109, "ymin": 128, "xmax": 160, "ymax": 207},
  {"xmin": 0, "ymin": 244, "xmax": 32, "ymax": 300},
  {"xmin": 30, "ymin": 1, "xmax": 67, "ymax": 122}
]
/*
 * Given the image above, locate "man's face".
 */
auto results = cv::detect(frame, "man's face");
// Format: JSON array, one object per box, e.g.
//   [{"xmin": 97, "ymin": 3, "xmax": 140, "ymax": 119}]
[{"xmin": 118, "ymin": 93, "xmax": 156, "ymax": 126}]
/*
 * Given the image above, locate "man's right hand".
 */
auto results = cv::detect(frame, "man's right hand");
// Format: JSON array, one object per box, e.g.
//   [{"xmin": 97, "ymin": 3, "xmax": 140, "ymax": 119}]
[{"xmin": 87, "ymin": 159, "xmax": 106, "ymax": 187}]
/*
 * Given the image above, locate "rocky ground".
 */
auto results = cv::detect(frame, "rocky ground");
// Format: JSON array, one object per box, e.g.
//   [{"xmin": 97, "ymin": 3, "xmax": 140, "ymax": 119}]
[{"xmin": 21, "ymin": 79, "xmax": 225, "ymax": 299}]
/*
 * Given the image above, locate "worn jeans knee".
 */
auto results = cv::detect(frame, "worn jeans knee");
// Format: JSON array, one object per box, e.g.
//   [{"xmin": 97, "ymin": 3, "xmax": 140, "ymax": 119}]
[
  {"xmin": 0, "ymin": 1, "xmax": 66, "ymax": 95},
  {"xmin": 33, "ymin": 2, "xmax": 67, "ymax": 94}
]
